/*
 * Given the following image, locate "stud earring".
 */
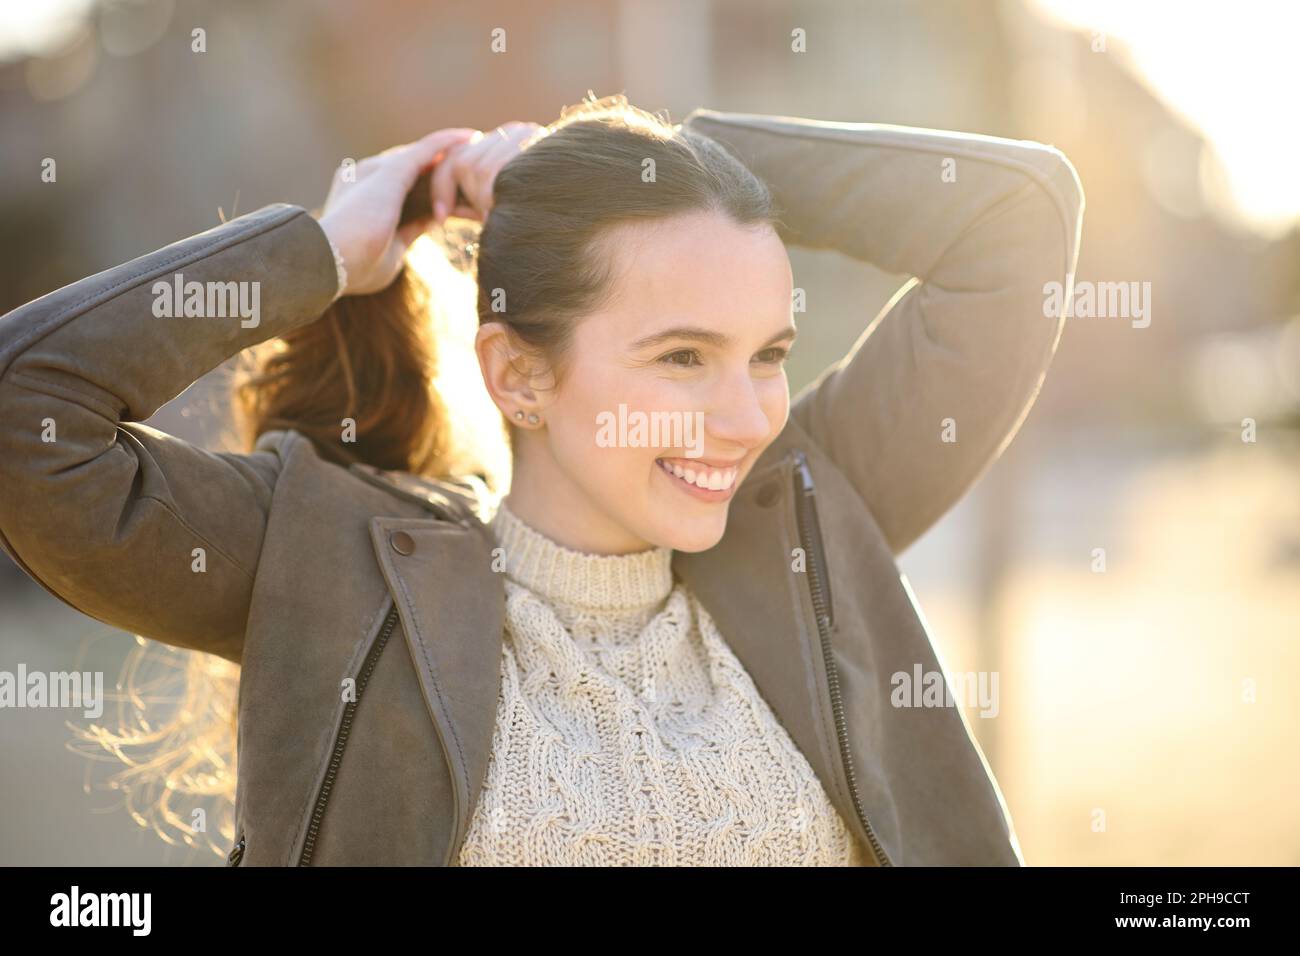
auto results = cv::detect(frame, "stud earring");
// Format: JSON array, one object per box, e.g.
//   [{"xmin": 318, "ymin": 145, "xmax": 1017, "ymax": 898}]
[
  {"xmin": 527, "ymin": 413, "xmax": 540, "ymax": 425},
  {"xmin": 513, "ymin": 410, "xmax": 524, "ymax": 421}
]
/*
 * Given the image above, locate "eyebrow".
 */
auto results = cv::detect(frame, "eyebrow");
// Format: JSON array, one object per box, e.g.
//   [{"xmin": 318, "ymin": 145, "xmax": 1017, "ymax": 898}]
[{"xmin": 629, "ymin": 324, "xmax": 798, "ymax": 352}]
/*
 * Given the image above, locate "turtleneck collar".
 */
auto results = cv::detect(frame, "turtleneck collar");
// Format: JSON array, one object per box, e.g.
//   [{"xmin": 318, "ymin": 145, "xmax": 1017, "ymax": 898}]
[{"xmin": 488, "ymin": 496, "xmax": 674, "ymax": 615}]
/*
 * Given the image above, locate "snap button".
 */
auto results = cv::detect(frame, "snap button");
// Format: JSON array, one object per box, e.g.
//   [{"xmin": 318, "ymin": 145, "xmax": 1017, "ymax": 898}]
[
  {"xmin": 755, "ymin": 481, "xmax": 782, "ymax": 507},
  {"xmin": 390, "ymin": 530, "xmax": 416, "ymax": 555}
]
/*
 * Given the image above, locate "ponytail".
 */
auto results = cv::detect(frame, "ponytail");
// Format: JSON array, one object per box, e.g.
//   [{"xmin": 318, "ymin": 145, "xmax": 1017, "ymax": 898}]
[{"xmin": 233, "ymin": 261, "xmax": 451, "ymax": 476}]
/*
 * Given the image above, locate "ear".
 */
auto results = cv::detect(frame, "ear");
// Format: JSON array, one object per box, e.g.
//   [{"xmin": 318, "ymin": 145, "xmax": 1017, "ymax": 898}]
[{"xmin": 475, "ymin": 323, "xmax": 554, "ymax": 419}]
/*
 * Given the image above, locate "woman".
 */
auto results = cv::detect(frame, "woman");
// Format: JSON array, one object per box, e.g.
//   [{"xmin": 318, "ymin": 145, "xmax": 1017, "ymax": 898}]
[{"xmin": 0, "ymin": 93, "xmax": 1083, "ymax": 866}]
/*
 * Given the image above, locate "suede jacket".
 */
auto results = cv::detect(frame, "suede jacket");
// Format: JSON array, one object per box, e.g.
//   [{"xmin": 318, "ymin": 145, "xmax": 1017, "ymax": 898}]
[{"xmin": 0, "ymin": 108, "xmax": 1084, "ymax": 866}]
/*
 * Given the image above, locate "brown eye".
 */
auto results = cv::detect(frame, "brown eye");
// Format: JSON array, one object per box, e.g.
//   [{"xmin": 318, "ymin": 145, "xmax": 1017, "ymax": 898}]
[
  {"xmin": 754, "ymin": 346, "xmax": 790, "ymax": 364},
  {"xmin": 660, "ymin": 348, "xmax": 702, "ymax": 368}
]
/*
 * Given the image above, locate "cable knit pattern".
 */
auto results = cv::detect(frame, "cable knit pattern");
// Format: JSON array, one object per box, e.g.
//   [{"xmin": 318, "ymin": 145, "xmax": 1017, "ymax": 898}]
[{"xmin": 456, "ymin": 497, "xmax": 866, "ymax": 866}]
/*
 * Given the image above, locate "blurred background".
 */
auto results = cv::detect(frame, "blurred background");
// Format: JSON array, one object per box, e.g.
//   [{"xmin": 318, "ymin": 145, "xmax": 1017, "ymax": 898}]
[{"xmin": 0, "ymin": 0, "xmax": 1296, "ymax": 865}]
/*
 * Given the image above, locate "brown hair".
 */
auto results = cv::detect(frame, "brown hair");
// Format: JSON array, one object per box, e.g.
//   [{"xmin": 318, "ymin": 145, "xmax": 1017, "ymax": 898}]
[
  {"xmin": 232, "ymin": 91, "xmax": 777, "ymax": 472},
  {"xmin": 231, "ymin": 266, "xmax": 450, "ymax": 474}
]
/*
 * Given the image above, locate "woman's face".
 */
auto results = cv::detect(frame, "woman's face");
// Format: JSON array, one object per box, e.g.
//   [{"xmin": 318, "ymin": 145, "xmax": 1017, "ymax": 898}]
[{"xmin": 513, "ymin": 209, "xmax": 795, "ymax": 555}]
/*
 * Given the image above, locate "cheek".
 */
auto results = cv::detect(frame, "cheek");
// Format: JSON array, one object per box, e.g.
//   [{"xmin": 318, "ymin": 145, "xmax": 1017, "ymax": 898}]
[
  {"xmin": 547, "ymin": 363, "xmax": 666, "ymax": 485},
  {"xmin": 560, "ymin": 361, "xmax": 689, "ymax": 441},
  {"xmin": 548, "ymin": 361, "xmax": 789, "ymax": 482}
]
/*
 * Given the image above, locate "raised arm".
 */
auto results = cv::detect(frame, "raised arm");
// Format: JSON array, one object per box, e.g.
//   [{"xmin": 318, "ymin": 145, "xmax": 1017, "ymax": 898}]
[
  {"xmin": 0, "ymin": 204, "xmax": 339, "ymax": 663},
  {"xmin": 680, "ymin": 108, "xmax": 1084, "ymax": 555},
  {"xmin": 0, "ymin": 129, "xmax": 478, "ymax": 663}
]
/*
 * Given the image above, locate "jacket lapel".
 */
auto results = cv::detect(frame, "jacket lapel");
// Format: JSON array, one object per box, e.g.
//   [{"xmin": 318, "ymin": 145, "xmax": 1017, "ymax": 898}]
[{"xmin": 364, "ymin": 503, "xmax": 504, "ymax": 865}]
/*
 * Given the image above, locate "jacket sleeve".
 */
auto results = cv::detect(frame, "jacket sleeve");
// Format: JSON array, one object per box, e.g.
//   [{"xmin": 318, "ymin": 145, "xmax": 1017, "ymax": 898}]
[
  {"xmin": 680, "ymin": 108, "xmax": 1085, "ymax": 555},
  {"xmin": 0, "ymin": 204, "xmax": 340, "ymax": 663}
]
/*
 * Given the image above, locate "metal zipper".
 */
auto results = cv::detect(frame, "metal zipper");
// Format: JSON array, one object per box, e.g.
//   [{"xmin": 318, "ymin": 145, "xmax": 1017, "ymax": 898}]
[
  {"xmin": 297, "ymin": 603, "xmax": 401, "ymax": 866},
  {"xmin": 791, "ymin": 448, "xmax": 893, "ymax": 867}
]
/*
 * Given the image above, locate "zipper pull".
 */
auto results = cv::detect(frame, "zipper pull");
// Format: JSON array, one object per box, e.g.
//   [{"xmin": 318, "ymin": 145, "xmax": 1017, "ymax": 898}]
[
  {"xmin": 793, "ymin": 448, "xmax": 815, "ymax": 494},
  {"xmin": 227, "ymin": 832, "xmax": 245, "ymax": 866},
  {"xmin": 791, "ymin": 448, "xmax": 834, "ymax": 631}
]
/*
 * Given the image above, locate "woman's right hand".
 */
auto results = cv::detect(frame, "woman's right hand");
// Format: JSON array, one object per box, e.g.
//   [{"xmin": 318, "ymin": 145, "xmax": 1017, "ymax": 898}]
[{"xmin": 318, "ymin": 128, "xmax": 477, "ymax": 297}]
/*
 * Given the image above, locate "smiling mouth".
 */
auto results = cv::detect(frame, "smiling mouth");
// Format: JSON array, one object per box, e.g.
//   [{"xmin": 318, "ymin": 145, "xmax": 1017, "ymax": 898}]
[{"xmin": 655, "ymin": 456, "xmax": 740, "ymax": 492}]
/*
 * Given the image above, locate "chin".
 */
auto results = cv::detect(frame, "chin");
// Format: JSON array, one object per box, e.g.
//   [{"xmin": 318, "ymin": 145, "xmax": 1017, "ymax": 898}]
[{"xmin": 653, "ymin": 515, "xmax": 728, "ymax": 553}]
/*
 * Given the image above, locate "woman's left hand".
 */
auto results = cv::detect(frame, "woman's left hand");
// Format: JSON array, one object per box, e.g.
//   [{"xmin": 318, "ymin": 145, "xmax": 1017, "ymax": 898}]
[{"xmin": 432, "ymin": 121, "xmax": 546, "ymax": 224}]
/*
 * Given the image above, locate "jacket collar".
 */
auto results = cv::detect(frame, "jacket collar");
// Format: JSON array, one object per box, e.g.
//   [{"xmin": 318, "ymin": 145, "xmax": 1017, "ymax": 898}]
[{"xmin": 348, "ymin": 460, "xmax": 488, "ymax": 524}]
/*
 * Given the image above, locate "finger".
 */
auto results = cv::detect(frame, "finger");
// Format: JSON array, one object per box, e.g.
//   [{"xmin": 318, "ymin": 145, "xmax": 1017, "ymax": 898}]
[
  {"xmin": 471, "ymin": 137, "xmax": 519, "ymax": 213},
  {"xmin": 388, "ymin": 128, "xmax": 478, "ymax": 193},
  {"xmin": 432, "ymin": 144, "xmax": 469, "ymax": 225},
  {"xmin": 447, "ymin": 149, "xmax": 493, "ymax": 218},
  {"xmin": 402, "ymin": 127, "xmax": 477, "ymax": 168},
  {"xmin": 519, "ymin": 123, "xmax": 549, "ymax": 149}
]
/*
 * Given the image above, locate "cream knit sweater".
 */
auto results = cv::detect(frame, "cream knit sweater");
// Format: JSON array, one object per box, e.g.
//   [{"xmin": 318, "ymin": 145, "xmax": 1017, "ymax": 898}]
[{"xmin": 456, "ymin": 497, "xmax": 866, "ymax": 867}]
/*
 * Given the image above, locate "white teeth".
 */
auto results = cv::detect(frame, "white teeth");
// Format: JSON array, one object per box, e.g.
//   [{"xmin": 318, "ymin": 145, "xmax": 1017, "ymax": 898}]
[{"xmin": 657, "ymin": 458, "xmax": 738, "ymax": 492}]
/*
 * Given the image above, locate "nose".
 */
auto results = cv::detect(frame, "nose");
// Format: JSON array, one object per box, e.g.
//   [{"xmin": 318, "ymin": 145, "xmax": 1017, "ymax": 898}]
[{"xmin": 705, "ymin": 371, "xmax": 775, "ymax": 451}]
